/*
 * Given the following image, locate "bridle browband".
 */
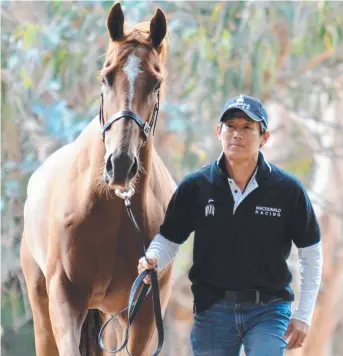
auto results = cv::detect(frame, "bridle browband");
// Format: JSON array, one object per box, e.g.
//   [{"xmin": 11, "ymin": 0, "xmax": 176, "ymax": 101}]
[{"xmin": 99, "ymin": 87, "xmax": 160, "ymax": 143}]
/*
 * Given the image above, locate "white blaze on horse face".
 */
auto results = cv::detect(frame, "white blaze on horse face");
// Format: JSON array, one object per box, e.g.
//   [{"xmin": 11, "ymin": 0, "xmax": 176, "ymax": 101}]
[{"xmin": 123, "ymin": 54, "xmax": 142, "ymax": 109}]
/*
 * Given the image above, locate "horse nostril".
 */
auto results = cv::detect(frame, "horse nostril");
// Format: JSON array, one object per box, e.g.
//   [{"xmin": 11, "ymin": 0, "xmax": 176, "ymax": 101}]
[
  {"xmin": 106, "ymin": 154, "xmax": 114, "ymax": 175},
  {"xmin": 105, "ymin": 153, "xmax": 137, "ymax": 184},
  {"xmin": 128, "ymin": 157, "xmax": 138, "ymax": 179}
]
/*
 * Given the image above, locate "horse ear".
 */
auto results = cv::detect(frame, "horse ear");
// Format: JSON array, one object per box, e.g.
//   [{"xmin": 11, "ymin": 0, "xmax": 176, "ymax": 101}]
[
  {"xmin": 149, "ymin": 8, "xmax": 167, "ymax": 49},
  {"xmin": 107, "ymin": 3, "xmax": 125, "ymax": 42}
]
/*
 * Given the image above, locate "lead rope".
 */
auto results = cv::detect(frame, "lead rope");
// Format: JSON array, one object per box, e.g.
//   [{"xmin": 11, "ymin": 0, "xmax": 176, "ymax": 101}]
[
  {"xmin": 98, "ymin": 190, "xmax": 164, "ymax": 356},
  {"xmin": 152, "ymin": 90, "xmax": 160, "ymax": 136}
]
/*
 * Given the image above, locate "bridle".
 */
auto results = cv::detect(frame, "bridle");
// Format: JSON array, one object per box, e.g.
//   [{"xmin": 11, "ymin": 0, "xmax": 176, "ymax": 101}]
[
  {"xmin": 98, "ymin": 84, "xmax": 161, "ymax": 143},
  {"xmin": 97, "ymin": 83, "xmax": 164, "ymax": 355}
]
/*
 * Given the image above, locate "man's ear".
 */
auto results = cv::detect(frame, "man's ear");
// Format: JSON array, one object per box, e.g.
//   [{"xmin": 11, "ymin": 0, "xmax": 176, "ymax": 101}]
[
  {"xmin": 216, "ymin": 123, "xmax": 222, "ymax": 140},
  {"xmin": 261, "ymin": 131, "xmax": 270, "ymax": 147}
]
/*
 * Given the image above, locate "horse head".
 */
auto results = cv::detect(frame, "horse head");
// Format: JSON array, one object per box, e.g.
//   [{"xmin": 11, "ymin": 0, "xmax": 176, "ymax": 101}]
[{"xmin": 100, "ymin": 3, "xmax": 167, "ymax": 189}]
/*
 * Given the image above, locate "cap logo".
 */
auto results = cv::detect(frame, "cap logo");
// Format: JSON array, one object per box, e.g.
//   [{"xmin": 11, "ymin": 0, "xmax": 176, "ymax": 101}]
[
  {"xmin": 228, "ymin": 96, "xmax": 251, "ymax": 111},
  {"xmin": 223, "ymin": 95, "xmax": 267, "ymax": 127},
  {"xmin": 236, "ymin": 96, "xmax": 244, "ymax": 104}
]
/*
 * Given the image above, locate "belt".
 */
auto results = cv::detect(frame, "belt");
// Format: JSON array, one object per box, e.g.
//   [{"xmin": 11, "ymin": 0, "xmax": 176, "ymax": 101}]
[{"xmin": 223, "ymin": 290, "xmax": 273, "ymax": 303}]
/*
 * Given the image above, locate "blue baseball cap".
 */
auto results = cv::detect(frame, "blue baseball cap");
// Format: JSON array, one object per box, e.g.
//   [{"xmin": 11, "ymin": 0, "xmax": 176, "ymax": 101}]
[{"xmin": 219, "ymin": 94, "xmax": 268, "ymax": 130}]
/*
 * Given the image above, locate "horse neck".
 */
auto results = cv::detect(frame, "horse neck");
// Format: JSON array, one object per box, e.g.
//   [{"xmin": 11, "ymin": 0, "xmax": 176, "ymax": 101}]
[
  {"xmin": 135, "ymin": 138, "xmax": 154, "ymax": 202},
  {"xmin": 89, "ymin": 131, "xmax": 162, "ymax": 242}
]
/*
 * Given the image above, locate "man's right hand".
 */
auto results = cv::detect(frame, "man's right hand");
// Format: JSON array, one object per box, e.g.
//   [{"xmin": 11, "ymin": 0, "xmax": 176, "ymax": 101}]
[{"xmin": 137, "ymin": 255, "xmax": 158, "ymax": 284}]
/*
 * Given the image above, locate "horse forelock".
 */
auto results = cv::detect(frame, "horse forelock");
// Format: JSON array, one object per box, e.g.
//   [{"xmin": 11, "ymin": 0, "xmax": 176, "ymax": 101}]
[{"xmin": 104, "ymin": 23, "xmax": 168, "ymax": 80}]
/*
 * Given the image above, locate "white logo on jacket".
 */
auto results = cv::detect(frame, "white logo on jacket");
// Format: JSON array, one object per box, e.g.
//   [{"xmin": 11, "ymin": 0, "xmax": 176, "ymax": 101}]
[
  {"xmin": 255, "ymin": 205, "xmax": 282, "ymax": 217},
  {"xmin": 205, "ymin": 199, "xmax": 215, "ymax": 217}
]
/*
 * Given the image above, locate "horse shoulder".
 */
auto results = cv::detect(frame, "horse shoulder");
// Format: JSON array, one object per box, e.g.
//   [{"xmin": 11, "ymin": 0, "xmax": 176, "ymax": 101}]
[
  {"xmin": 23, "ymin": 119, "xmax": 99, "ymax": 276},
  {"xmin": 22, "ymin": 143, "xmax": 73, "ymax": 272},
  {"xmin": 26, "ymin": 118, "xmax": 99, "ymax": 227},
  {"xmin": 144, "ymin": 147, "xmax": 176, "ymax": 235},
  {"xmin": 150, "ymin": 147, "xmax": 177, "ymax": 205}
]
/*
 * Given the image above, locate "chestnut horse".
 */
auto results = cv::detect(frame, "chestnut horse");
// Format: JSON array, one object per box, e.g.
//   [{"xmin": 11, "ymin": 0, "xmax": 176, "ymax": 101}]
[{"xmin": 20, "ymin": 3, "xmax": 176, "ymax": 355}]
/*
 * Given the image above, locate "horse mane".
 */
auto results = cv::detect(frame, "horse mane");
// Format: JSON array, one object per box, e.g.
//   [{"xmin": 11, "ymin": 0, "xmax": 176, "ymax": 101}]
[{"xmin": 104, "ymin": 21, "xmax": 168, "ymax": 82}]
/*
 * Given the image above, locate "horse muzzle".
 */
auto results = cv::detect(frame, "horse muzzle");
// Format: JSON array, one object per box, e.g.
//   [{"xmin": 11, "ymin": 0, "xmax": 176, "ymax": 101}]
[{"xmin": 104, "ymin": 153, "xmax": 138, "ymax": 188}]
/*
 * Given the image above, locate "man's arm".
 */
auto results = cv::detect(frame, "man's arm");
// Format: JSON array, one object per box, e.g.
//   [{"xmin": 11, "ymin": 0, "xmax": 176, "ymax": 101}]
[
  {"xmin": 284, "ymin": 182, "xmax": 322, "ymax": 349},
  {"xmin": 288, "ymin": 181, "xmax": 322, "ymax": 323},
  {"xmin": 284, "ymin": 241, "xmax": 323, "ymax": 349},
  {"xmin": 138, "ymin": 177, "xmax": 196, "ymax": 281},
  {"xmin": 137, "ymin": 234, "xmax": 181, "ymax": 281},
  {"xmin": 146, "ymin": 233, "xmax": 181, "ymax": 270},
  {"xmin": 293, "ymin": 241, "xmax": 323, "ymax": 325}
]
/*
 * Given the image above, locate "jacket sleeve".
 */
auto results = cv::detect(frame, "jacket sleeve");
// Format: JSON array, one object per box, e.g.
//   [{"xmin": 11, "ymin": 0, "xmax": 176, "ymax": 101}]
[
  {"xmin": 292, "ymin": 242, "xmax": 323, "ymax": 326},
  {"xmin": 289, "ymin": 183, "xmax": 321, "ymax": 248},
  {"xmin": 159, "ymin": 178, "xmax": 195, "ymax": 244}
]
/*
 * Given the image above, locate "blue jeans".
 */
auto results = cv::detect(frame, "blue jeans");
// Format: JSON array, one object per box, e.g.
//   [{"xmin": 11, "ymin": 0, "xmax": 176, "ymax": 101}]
[{"xmin": 190, "ymin": 298, "xmax": 292, "ymax": 356}]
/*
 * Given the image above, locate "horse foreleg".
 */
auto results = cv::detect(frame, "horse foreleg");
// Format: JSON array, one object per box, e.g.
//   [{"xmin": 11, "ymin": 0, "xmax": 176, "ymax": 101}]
[
  {"xmin": 20, "ymin": 236, "xmax": 59, "ymax": 356},
  {"xmin": 47, "ymin": 268, "xmax": 90, "ymax": 356}
]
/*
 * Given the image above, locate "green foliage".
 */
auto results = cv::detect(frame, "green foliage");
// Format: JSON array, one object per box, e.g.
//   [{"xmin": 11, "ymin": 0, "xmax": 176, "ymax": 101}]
[
  {"xmin": 1, "ymin": 285, "xmax": 35, "ymax": 355},
  {"xmin": 284, "ymin": 154, "xmax": 314, "ymax": 185}
]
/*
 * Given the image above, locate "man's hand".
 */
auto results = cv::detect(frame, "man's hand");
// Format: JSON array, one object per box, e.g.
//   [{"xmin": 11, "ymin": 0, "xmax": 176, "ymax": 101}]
[
  {"xmin": 137, "ymin": 255, "xmax": 158, "ymax": 284},
  {"xmin": 283, "ymin": 318, "xmax": 309, "ymax": 350}
]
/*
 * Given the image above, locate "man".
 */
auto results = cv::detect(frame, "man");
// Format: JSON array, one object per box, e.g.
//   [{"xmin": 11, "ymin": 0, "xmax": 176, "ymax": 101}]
[{"xmin": 138, "ymin": 95, "xmax": 323, "ymax": 355}]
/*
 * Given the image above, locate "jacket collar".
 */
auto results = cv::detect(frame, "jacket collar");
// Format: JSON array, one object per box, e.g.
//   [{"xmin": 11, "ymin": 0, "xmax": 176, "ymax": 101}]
[{"xmin": 215, "ymin": 151, "xmax": 271, "ymax": 182}]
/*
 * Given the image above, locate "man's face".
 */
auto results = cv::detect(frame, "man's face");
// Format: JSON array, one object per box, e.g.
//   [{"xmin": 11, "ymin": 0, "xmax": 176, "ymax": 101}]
[{"xmin": 216, "ymin": 111, "xmax": 270, "ymax": 161}]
